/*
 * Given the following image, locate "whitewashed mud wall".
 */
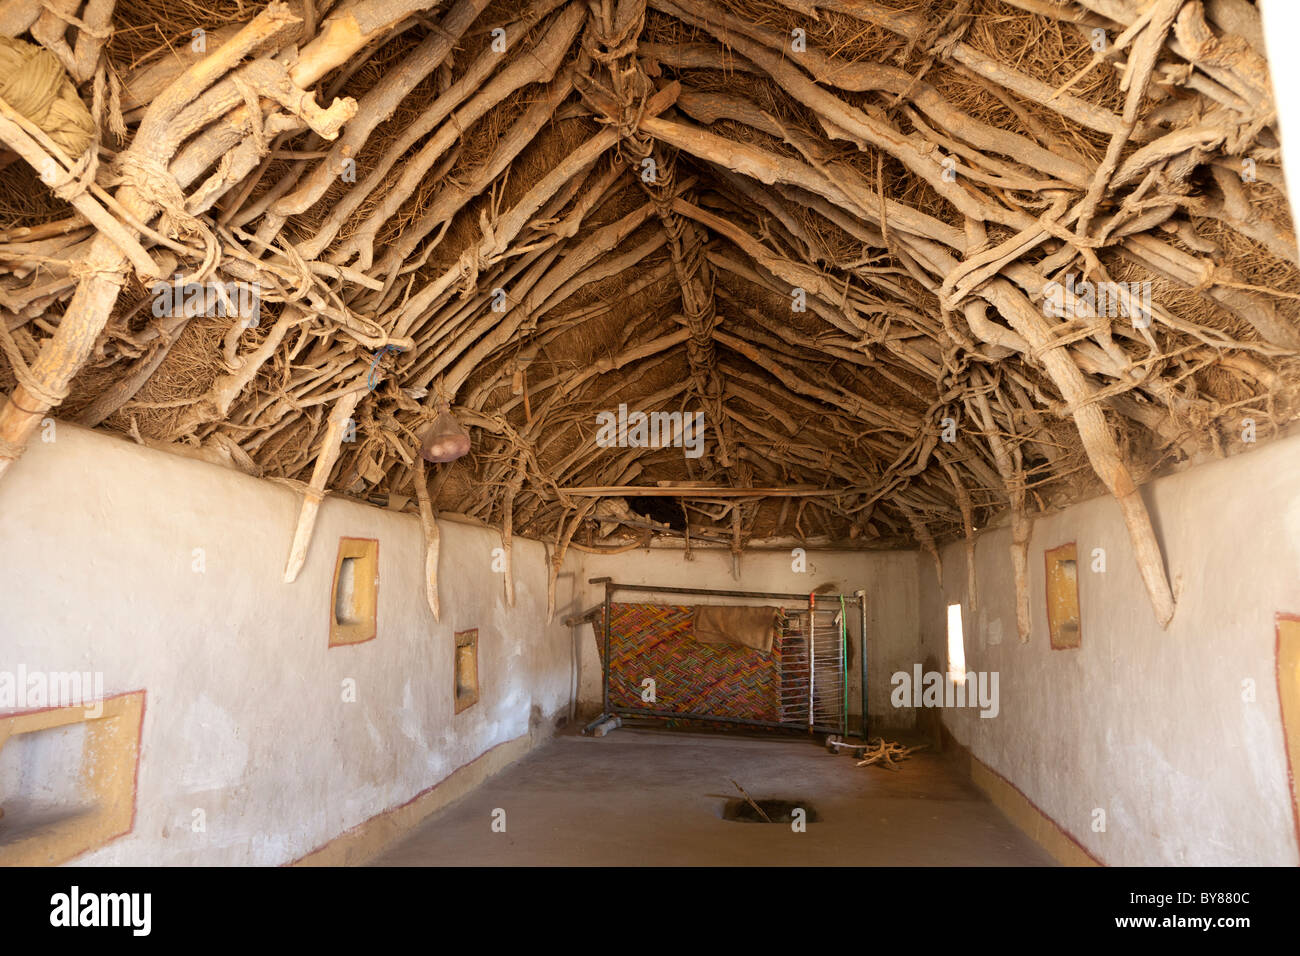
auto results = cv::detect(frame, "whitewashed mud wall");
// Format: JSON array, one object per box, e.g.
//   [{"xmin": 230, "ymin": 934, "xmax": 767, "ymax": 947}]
[
  {"xmin": 920, "ymin": 432, "xmax": 1300, "ymax": 866},
  {"xmin": 570, "ymin": 546, "xmax": 921, "ymax": 728},
  {"xmin": 0, "ymin": 425, "xmax": 576, "ymax": 865}
]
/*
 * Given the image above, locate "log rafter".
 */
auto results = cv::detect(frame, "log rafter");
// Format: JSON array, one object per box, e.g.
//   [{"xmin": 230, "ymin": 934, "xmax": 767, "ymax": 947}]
[{"xmin": 0, "ymin": 0, "xmax": 1297, "ymax": 629}]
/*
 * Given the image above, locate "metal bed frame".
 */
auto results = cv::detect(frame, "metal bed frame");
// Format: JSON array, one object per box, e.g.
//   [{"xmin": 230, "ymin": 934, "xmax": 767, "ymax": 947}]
[{"xmin": 584, "ymin": 579, "xmax": 868, "ymax": 737}]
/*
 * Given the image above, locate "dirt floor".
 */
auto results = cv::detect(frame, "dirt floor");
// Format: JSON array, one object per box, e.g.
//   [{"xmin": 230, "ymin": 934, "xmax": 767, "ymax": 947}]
[{"xmin": 370, "ymin": 727, "xmax": 1054, "ymax": 866}]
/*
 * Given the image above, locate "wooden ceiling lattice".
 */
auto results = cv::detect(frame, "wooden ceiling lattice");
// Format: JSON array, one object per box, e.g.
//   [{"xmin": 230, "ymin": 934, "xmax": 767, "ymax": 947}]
[{"xmin": 0, "ymin": 0, "xmax": 1296, "ymax": 630}]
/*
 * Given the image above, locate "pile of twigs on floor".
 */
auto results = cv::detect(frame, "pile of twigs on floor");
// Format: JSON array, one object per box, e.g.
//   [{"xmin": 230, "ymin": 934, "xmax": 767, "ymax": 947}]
[{"xmin": 855, "ymin": 738, "xmax": 927, "ymax": 772}]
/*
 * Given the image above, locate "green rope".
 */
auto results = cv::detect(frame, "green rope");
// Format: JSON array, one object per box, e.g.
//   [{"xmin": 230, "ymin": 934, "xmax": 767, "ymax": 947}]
[{"xmin": 839, "ymin": 594, "xmax": 848, "ymax": 735}]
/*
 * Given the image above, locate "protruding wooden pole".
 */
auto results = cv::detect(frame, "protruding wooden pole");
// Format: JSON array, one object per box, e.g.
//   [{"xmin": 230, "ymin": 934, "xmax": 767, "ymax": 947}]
[
  {"xmin": 548, "ymin": 501, "xmax": 594, "ymax": 622},
  {"xmin": 282, "ymin": 381, "xmax": 365, "ymax": 583},
  {"xmin": 983, "ymin": 280, "xmax": 1175, "ymax": 628},
  {"xmin": 413, "ymin": 457, "xmax": 441, "ymax": 621},
  {"xmin": 941, "ymin": 457, "xmax": 978, "ymax": 615},
  {"xmin": 971, "ymin": 379, "xmax": 1032, "ymax": 643},
  {"xmin": 500, "ymin": 454, "xmax": 525, "ymax": 608}
]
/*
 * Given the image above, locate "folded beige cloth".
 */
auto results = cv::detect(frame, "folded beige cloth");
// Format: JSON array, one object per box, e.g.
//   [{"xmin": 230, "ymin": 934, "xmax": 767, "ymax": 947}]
[{"xmin": 692, "ymin": 605, "xmax": 779, "ymax": 652}]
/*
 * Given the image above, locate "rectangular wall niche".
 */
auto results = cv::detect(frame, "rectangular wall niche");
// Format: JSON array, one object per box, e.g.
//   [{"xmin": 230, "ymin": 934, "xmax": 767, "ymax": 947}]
[
  {"xmin": 0, "ymin": 691, "xmax": 145, "ymax": 865},
  {"xmin": 1045, "ymin": 542, "xmax": 1082, "ymax": 650},
  {"xmin": 454, "ymin": 629, "xmax": 479, "ymax": 714},
  {"xmin": 330, "ymin": 538, "xmax": 379, "ymax": 647}
]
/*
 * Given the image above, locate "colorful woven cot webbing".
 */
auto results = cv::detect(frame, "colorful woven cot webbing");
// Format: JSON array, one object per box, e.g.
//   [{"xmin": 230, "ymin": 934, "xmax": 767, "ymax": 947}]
[{"xmin": 597, "ymin": 602, "xmax": 782, "ymax": 721}]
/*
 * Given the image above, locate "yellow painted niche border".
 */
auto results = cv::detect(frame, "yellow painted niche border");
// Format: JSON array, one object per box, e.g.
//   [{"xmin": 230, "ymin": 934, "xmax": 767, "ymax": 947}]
[
  {"xmin": 329, "ymin": 537, "xmax": 379, "ymax": 647},
  {"xmin": 0, "ymin": 690, "xmax": 146, "ymax": 866},
  {"xmin": 454, "ymin": 628, "xmax": 479, "ymax": 714},
  {"xmin": 1044, "ymin": 541, "xmax": 1082, "ymax": 650}
]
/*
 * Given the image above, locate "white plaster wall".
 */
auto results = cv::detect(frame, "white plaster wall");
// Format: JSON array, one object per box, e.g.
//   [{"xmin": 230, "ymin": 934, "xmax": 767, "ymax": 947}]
[
  {"xmin": 920, "ymin": 433, "xmax": 1300, "ymax": 866},
  {"xmin": 0, "ymin": 425, "xmax": 577, "ymax": 865},
  {"xmin": 1261, "ymin": 0, "xmax": 1300, "ymax": 232},
  {"xmin": 569, "ymin": 545, "xmax": 921, "ymax": 727}
]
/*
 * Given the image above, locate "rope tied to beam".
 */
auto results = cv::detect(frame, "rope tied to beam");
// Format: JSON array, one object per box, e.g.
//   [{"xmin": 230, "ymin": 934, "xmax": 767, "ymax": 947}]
[
  {"xmin": 1055, "ymin": 377, "xmax": 1147, "ymax": 418},
  {"xmin": 646, "ymin": 150, "xmax": 721, "ymax": 377},
  {"xmin": 115, "ymin": 153, "xmax": 210, "ymax": 245},
  {"xmin": 38, "ymin": 145, "xmax": 99, "ymax": 204},
  {"xmin": 1190, "ymin": 259, "xmax": 1231, "ymax": 294},
  {"xmin": 580, "ymin": 9, "xmax": 656, "ymax": 162},
  {"xmin": 456, "ymin": 245, "xmax": 487, "ymax": 298},
  {"xmin": 455, "ymin": 210, "xmax": 508, "ymax": 299},
  {"xmin": 0, "ymin": 320, "xmax": 70, "ymax": 409},
  {"xmin": 68, "ymin": 258, "xmax": 131, "ymax": 286},
  {"xmin": 1029, "ymin": 314, "xmax": 1114, "ymax": 362}
]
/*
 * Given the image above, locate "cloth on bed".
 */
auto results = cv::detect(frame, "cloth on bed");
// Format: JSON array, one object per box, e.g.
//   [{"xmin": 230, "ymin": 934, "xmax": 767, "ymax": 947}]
[{"xmin": 691, "ymin": 604, "xmax": 780, "ymax": 653}]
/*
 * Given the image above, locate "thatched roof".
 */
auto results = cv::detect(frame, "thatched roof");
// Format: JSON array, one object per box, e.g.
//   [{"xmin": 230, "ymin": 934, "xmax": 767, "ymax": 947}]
[{"xmin": 1, "ymin": 0, "xmax": 1296, "ymax": 626}]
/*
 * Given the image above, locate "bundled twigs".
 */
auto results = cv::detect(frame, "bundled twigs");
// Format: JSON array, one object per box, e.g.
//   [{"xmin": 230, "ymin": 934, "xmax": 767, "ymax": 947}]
[{"xmin": 855, "ymin": 738, "xmax": 927, "ymax": 771}]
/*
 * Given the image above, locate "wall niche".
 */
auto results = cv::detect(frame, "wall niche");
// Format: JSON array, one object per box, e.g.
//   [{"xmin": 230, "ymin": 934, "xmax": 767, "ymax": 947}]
[
  {"xmin": 330, "ymin": 538, "xmax": 379, "ymax": 647},
  {"xmin": 454, "ymin": 629, "xmax": 479, "ymax": 714},
  {"xmin": 1045, "ymin": 543, "xmax": 1082, "ymax": 650}
]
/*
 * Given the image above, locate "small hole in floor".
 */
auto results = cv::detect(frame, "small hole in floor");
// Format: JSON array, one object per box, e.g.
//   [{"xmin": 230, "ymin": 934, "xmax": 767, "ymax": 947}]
[{"xmin": 721, "ymin": 799, "xmax": 819, "ymax": 823}]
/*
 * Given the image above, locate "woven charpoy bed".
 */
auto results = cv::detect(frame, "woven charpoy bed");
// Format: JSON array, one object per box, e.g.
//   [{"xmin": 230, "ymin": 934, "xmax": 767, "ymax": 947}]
[
  {"xmin": 589, "ymin": 582, "xmax": 861, "ymax": 735},
  {"xmin": 597, "ymin": 602, "xmax": 788, "ymax": 721}
]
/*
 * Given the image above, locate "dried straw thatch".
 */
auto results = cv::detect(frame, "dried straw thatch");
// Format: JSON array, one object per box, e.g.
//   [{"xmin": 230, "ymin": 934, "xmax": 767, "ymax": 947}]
[{"xmin": 0, "ymin": 0, "xmax": 1296, "ymax": 627}]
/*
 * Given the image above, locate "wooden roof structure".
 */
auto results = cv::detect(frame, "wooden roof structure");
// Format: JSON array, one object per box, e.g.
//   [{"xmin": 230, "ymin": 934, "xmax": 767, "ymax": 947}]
[{"xmin": 0, "ymin": 0, "xmax": 1296, "ymax": 628}]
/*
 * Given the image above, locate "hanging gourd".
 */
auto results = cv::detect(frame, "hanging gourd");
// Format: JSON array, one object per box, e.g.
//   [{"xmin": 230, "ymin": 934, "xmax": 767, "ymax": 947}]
[{"xmin": 420, "ymin": 401, "xmax": 471, "ymax": 463}]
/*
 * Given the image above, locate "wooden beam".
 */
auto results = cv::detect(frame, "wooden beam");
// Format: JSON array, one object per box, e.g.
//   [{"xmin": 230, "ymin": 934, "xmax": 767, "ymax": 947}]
[{"xmin": 561, "ymin": 484, "xmax": 842, "ymax": 498}]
